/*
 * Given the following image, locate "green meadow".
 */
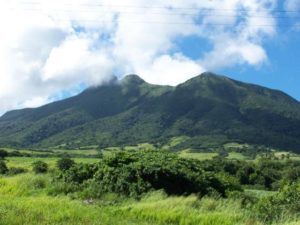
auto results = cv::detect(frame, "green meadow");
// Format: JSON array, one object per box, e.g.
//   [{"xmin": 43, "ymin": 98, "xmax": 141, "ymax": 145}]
[
  {"xmin": 1, "ymin": 147, "xmax": 300, "ymax": 225},
  {"xmin": 0, "ymin": 173, "xmax": 299, "ymax": 225}
]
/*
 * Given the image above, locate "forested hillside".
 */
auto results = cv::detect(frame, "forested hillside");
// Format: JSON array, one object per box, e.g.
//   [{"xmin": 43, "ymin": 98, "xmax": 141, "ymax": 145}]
[{"xmin": 1, "ymin": 72, "xmax": 300, "ymax": 152}]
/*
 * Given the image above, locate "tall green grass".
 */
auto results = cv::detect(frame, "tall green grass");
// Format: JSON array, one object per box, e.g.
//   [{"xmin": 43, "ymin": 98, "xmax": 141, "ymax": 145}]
[
  {"xmin": 0, "ymin": 172, "xmax": 299, "ymax": 225},
  {"xmin": 5, "ymin": 157, "xmax": 99, "ymax": 170}
]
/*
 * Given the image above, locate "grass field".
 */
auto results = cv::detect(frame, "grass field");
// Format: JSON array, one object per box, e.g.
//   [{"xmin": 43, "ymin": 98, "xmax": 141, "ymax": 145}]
[
  {"xmin": 0, "ymin": 172, "xmax": 299, "ymax": 225},
  {"xmin": 227, "ymin": 152, "xmax": 247, "ymax": 160},
  {"xmin": 5, "ymin": 157, "xmax": 99, "ymax": 170},
  {"xmin": 1, "ymin": 147, "xmax": 300, "ymax": 225},
  {"xmin": 179, "ymin": 150, "xmax": 247, "ymax": 160},
  {"xmin": 179, "ymin": 150, "xmax": 218, "ymax": 160}
]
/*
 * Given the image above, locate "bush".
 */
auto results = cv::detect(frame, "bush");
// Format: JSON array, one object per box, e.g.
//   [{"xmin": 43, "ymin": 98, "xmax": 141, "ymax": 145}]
[
  {"xmin": 0, "ymin": 160, "xmax": 8, "ymax": 174},
  {"xmin": 32, "ymin": 161, "xmax": 48, "ymax": 174},
  {"xmin": 254, "ymin": 183, "xmax": 300, "ymax": 223},
  {"xmin": 62, "ymin": 163, "xmax": 98, "ymax": 183},
  {"xmin": 56, "ymin": 158, "xmax": 75, "ymax": 171},
  {"xmin": 59, "ymin": 150, "xmax": 242, "ymax": 198},
  {"xmin": 0, "ymin": 149, "xmax": 8, "ymax": 159},
  {"xmin": 7, "ymin": 167, "xmax": 27, "ymax": 175}
]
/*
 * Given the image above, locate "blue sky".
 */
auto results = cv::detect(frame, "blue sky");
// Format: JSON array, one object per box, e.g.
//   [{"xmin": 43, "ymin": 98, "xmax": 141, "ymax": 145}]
[
  {"xmin": 175, "ymin": 2, "xmax": 300, "ymax": 99},
  {"xmin": 219, "ymin": 27, "xmax": 300, "ymax": 100},
  {"xmin": 0, "ymin": 0, "xmax": 300, "ymax": 114}
]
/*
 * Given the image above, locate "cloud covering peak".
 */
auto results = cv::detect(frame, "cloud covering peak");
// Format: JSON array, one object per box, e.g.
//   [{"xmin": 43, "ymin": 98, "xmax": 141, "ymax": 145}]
[{"xmin": 0, "ymin": 0, "xmax": 280, "ymax": 113}]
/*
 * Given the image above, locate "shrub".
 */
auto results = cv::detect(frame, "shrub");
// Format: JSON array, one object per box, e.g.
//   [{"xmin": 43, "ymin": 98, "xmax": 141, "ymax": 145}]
[
  {"xmin": 32, "ymin": 161, "xmax": 48, "ymax": 174},
  {"xmin": 7, "ymin": 167, "xmax": 27, "ymax": 175},
  {"xmin": 59, "ymin": 150, "xmax": 242, "ymax": 198},
  {"xmin": 56, "ymin": 158, "xmax": 75, "ymax": 171},
  {"xmin": 0, "ymin": 149, "xmax": 8, "ymax": 159},
  {"xmin": 62, "ymin": 163, "xmax": 98, "ymax": 183},
  {"xmin": 254, "ymin": 183, "xmax": 300, "ymax": 223},
  {"xmin": 32, "ymin": 176, "xmax": 47, "ymax": 189},
  {"xmin": 214, "ymin": 172, "xmax": 242, "ymax": 195},
  {"xmin": 0, "ymin": 160, "xmax": 8, "ymax": 174}
]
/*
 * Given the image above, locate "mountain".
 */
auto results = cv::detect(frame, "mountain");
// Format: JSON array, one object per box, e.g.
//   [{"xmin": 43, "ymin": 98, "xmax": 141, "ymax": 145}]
[{"xmin": 1, "ymin": 72, "xmax": 300, "ymax": 152}]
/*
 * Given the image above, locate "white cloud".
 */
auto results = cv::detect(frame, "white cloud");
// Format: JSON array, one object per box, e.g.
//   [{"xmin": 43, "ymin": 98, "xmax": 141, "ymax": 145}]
[
  {"xmin": 42, "ymin": 35, "xmax": 114, "ymax": 86},
  {"xmin": 201, "ymin": 36, "xmax": 268, "ymax": 69},
  {"xmin": 22, "ymin": 96, "xmax": 51, "ymax": 108},
  {"xmin": 0, "ymin": 0, "xmax": 278, "ymax": 113},
  {"xmin": 139, "ymin": 54, "xmax": 205, "ymax": 86}
]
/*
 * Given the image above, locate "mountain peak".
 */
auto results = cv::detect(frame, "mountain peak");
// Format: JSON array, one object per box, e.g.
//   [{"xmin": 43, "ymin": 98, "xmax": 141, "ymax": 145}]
[
  {"xmin": 181, "ymin": 72, "xmax": 227, "ymax": 87},
  {"xmin": 200, "ymin": 71, "xmax": 218, "ymax": 77},
  {"xmin": 198, "ymin": 72, "xmax": 230, "ymax": 81},
  {"xmin": 121, "ymin": 74, "xmax": 145, "ymax": 85}
]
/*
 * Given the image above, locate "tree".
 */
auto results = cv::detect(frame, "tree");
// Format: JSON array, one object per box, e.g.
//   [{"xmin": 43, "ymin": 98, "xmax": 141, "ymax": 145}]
[
  {"xmin": 32, "ymin": 161, "xmax": 48, "ymax": 174},
  {"xmin": 0, "ymin": 160, "xmax": 8, "ymax": 174},
  {"xmin": 96, "ymin": 149, "xmax": 104, "ymax": 159},
  {"xmin": 0, "ymin": 149, "xmax": 8, "ymax": 159},
  {"xmin": 56, "ymin": 158, "xmax": 75, "ymax": 171}
]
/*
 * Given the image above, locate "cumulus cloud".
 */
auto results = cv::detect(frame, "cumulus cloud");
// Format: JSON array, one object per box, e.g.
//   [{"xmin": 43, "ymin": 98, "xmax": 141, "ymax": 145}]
[
  {"xmin": 0, "ymin": 0, "xmax": 278, "ymax": 113},
  {"xmin": 138, "ymin": 54, "xmax": 205, "ymax": 86},
  {"xmin": 42, "ymin": 35, "xmax": 114, "ymax": 86}
]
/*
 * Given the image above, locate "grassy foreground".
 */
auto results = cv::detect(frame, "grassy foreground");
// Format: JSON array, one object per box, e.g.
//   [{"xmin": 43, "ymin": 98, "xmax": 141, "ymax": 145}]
[{"xmin": 0, "ymin": 173, "xmax": 298, "ymax": 225}]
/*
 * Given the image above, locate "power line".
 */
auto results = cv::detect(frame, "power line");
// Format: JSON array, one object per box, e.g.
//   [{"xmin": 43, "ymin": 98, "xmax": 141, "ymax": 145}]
[
  {"xmin": 29, "ymin": 18, "xmax": 299, "ymax": 29},
  {"xmin": 8, "ymin": 8, "xmax": 300, "ymax": 18},
  {"xmin": 6, "ymin": 2, "xmax": 300, "ymax": 29},
  {"xmin": 7, "ymin": 9, "xmax": 298, "ymax": 28},
  {"xmin": 9, "ymin": 7, "xmax": 300, "ymax": 21},
  {"xmin": 13, "ymin": 2, "xmax": 300, "ymax": 13}
]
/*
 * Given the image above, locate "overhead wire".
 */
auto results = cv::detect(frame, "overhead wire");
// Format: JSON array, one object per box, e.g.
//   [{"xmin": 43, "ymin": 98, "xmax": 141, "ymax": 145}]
[
  {"xmin": 15, "ymin": 1, "xmax": 300, "ymax": 13},
  {"xmin": 6, "ymin": 2, "xmax": 300, "ymax": 28},
  {"xmin": 8, "ymin": 7, "xmax": 300, "ymax": 19}
]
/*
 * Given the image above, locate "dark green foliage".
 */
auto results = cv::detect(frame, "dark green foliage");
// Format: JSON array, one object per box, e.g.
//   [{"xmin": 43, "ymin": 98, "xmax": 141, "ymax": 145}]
[
  {"xmin": 0, "ymin": 160, "xmax": 8, "ymax": 174},
  {"xmin": 62, "ymin": 163, "xmax": 98, "ymax": 184},
  {"xmin": 0, "ymin": 149, "xmax": 8, "ymax": 159},
  {"xmin": 1, "ymin": 73, "xmax": 300, "ymax": 152},
  {"xmin": 32, "ymin": 161, "xmax": 48, "ymax": 174},
  {"xmin": 54, "ymin": 150, "xmax": 300, "ymax": 200},
  {"xmin": 59, "ymin": 150, "xmax": 242, "ymax": 198},
  {"xmin": 199, "ymin": 157, "xmax": 300, "ymax": 190},
  {"xmin": 7, "ymin": 167, "xmax": 27, "ymax": 175},
  {"xmin": 237, "ymin": 165, "xmax": 256, "ymax": 185},
  {"xmin": 286, "ymin": 165, "xmax": 300, "ymax": 181},
  {"xmin": 56, "ymin": 158, "xmax": 75, "ymax": 171},
  {"xmin": 255, "ymin": 183, "xmax": 300, "ymax": 223}
]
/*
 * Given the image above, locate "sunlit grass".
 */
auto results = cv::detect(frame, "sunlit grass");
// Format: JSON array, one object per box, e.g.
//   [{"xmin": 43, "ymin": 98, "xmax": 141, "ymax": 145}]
[
  {"xmin": 179, "ymin": 150, "xmax": 218, "ymax": 160},
  {"xmin": 5, "ymin": 157, "xmax": 99, "ymax": 170},
  {"xmin": 227, "ymin": 152, "xmax": 246, "ymax": 160},
  {"xmin": 0, "ymin": 173, "xmax": 299, "ymax": 225}
]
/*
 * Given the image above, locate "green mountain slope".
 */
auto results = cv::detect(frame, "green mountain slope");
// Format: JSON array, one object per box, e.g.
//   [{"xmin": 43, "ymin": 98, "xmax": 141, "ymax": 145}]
[{"xmin": 1, "ymin": 72, "xmax": 300, "ymax": 151}]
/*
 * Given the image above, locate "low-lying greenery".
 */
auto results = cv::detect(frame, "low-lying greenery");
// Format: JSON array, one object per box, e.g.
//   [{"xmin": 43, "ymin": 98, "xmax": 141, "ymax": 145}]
[
  {"xmin": 32, "ymin": 161, "xmax": 48, "ymax": 174},
  {"xmin": 1, "ymin": 149, "xmax": 300, "ymax": 225},
  {"xmin": 0, "ymin": 160, "xmax": 8, "ymax": 174},
  {"xmin": 58, "ymin": 150, "xmax": 241, "ymax": 198}
]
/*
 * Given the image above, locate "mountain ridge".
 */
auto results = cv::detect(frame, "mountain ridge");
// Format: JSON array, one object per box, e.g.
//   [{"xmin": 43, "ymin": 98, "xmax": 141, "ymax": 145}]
[{"xmin": 1, "ymin": 72, "xmax": 300, "ymax": 152}]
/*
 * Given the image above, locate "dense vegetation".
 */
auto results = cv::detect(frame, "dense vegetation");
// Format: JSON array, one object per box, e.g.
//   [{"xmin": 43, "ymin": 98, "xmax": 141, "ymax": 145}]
[
  {"xmin": 1, "ymin": 149, "xmax": 300, "ymax": 225},
  {"xmin": 1, "ymin": 73, "xmax": 300, "ymax": 152},
  {"xmin": 57, "ymin": 150, "xmax": 241, "ymax": 198}
]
